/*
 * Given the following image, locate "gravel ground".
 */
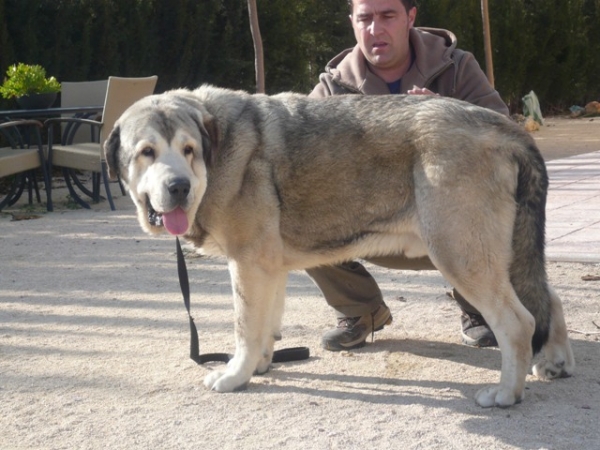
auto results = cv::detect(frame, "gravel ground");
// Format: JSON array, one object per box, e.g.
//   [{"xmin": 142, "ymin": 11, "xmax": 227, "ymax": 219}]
[{"xmin": 1, "ymin": 116, "xmax": 599, "ymax": 450}]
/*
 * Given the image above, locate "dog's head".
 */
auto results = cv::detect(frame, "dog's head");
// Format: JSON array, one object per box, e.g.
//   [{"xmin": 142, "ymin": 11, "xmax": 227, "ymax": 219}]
[{"xmin": 104, "ymin": 90, "xmax": 218, "ymax": 236}]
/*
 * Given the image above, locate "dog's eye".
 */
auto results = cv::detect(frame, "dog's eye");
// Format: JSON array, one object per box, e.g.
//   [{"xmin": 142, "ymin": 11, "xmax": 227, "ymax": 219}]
[
  {"xmin": 183, "ymin": 145, "xmax": 194, "ymax": 156},
  {"xmin": 141, "ymin": 147, "xmax": 155, "ymax": 158}
]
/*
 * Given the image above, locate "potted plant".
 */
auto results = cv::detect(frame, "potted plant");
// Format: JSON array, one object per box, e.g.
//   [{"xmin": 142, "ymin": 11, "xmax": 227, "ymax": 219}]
[{"xmin": 0, "ymin": 63, "xmax": 61, "ymax": 109}]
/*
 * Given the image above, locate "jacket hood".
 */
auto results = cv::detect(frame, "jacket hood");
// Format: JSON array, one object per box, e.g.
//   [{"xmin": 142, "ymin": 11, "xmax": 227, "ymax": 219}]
[{"xmin": 324, "ymin": 27, "xmax": 458, "ymax": 94}]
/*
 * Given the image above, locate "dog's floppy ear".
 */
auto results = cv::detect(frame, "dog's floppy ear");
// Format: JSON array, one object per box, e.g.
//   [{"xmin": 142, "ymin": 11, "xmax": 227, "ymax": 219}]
[
  {"xmin": 104, "ymin": 125, "xmax": 121, "ymax": 181},
  {"xmin": 197, "ymin": 113, "xmax": 219, "ymax": 167}
]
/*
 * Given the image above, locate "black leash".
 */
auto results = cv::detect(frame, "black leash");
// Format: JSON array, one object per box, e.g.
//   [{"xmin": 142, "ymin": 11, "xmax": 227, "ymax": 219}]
[{"xmin": 176, "ymin": 237, "xmax": 309, "ymax": 365}]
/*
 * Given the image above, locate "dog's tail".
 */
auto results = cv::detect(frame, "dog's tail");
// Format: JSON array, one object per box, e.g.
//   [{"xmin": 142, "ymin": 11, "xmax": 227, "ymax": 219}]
[{"xmin": 510, "ymin": 141, "xmax": 551, "ymax": 354}]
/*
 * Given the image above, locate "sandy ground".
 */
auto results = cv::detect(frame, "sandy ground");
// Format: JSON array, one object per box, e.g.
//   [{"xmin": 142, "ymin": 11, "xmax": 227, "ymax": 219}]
[{"xmin": 1, "ymin": 116, "xmax": 599, "ymax": 450}]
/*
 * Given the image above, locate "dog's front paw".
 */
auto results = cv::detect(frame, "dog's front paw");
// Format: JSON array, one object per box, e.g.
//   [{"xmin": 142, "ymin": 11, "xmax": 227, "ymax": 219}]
[
  {"xmin": 475, "ymin": 385, "xmax": 523, "ymax": 408},
  {"xmin": 204, "ymin": 370, "xmax": 250, "ymax": 392},
  {"xmin": 255, "ymin": 348, "xmax": 274, "ymax": 375},
  {"xmin": 255, "ymin": 356, "xmax": 272, "ymax": 376},
  {"xmin": 204, "ymin": 370, "xmax": 225, "ymax": 390}
]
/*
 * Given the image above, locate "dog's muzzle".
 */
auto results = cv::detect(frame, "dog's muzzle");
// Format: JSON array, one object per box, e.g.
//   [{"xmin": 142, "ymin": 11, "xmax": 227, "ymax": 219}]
[{"xmin": 146, "ymin": 178, "xmax": 192, "ymax": 235}]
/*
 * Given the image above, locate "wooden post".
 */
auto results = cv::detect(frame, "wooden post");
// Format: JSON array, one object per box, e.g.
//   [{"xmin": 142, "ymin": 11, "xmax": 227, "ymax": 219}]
[
  {"xmin": 247, "ymin": 0, "xmax": 265, "ymax": 93},
  {"xmin": 481, "ymin": 0, "xmax": 495, "ymax": 88}
]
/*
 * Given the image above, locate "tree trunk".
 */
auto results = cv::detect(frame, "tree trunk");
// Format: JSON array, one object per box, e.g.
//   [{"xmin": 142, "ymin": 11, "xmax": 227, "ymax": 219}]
[{"xmin": 247, "ymin": 0, "xmax": 265, "ymax": 93}]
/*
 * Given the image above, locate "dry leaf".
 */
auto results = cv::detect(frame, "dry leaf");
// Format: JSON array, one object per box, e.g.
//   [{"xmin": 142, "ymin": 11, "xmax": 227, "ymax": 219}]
[{"xmin": 581, "ymin": 274, "xmax": 600, "ymax": 281}]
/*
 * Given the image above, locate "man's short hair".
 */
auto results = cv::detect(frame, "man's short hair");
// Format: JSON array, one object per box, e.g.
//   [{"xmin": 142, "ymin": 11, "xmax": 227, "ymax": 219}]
[{"xmin": 348, "ymin": 0, "xmax": 417, "ymax": 13}]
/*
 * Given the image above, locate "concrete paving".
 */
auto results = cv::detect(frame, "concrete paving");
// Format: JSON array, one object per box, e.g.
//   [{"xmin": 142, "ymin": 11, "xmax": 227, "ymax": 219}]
[{"xmin": 545, "ymin": 150, "xmax": 600, "ymax": 263}]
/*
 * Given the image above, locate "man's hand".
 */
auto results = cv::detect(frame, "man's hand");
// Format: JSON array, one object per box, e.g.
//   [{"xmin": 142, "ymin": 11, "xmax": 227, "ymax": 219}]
[{"xmin": 407, "ymin": 86, "xmax": 439, "ymax": 96}]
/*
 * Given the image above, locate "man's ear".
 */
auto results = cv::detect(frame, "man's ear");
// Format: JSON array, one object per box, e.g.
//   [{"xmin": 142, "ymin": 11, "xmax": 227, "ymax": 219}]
[
  {"xmin": 104, "ymin": 125, "xmax": 121, "ymax": 181},
  {"xmin": 408, "ymin": 7, "xmax": 417, "ymax": 28}
]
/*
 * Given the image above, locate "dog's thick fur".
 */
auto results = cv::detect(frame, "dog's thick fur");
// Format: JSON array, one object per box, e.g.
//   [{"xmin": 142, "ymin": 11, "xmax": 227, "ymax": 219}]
[{"xmin": 105, "ymin": 85, "xmax": 574, "ymax": 407}]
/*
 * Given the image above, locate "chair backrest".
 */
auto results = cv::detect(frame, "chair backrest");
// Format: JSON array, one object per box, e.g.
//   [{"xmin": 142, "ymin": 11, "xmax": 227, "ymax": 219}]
[
  {"xmin": 61, "ymin": 79, "xmax": 108, "ymax": 143},
  {"xmin": 61, "ymin": 79, "xmax": 109, "ymax": 108},
  {"xmin": 100, "ymin": 76, "xmax": 158, "ymax": 146}
]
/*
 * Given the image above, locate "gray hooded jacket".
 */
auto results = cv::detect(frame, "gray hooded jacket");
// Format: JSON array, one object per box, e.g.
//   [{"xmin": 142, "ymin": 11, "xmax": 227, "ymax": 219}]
[{"xmin": 310, "ymin": 27, "xmax": 509, "ymax": 116}]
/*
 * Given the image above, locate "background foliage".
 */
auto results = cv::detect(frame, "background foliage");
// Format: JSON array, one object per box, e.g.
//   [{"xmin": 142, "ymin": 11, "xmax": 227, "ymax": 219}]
[{"xmin": 1, "ymin": 0, "xmax": 599, "ymax": 113}]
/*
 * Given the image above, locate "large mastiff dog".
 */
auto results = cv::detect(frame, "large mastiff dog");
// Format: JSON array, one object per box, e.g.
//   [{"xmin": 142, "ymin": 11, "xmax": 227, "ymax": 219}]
[{"xmin": 105, "ymin": 85, "xmax": 574, "ymax": 407}]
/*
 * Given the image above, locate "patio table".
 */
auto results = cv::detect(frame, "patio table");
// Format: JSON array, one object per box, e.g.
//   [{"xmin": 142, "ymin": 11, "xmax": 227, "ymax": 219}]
[
  {"xmin": 0, "ymin": 106, "xmax": 104, "ymax": 209},
  {"xmin": 0, "ymin": 105, "xmax": 103, "ymax": 120}
]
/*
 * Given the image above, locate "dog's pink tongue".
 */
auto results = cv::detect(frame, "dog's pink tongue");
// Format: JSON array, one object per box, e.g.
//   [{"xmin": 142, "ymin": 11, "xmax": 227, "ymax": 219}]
[{"xmin": 162, "ymin": 207, "xmax": 189, "ymax": 235}]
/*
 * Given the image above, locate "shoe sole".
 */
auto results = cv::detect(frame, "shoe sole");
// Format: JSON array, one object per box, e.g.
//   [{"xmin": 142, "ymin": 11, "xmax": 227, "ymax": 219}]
[
  {"xmin": 322, "ymin": 315, "xmax": 393, "ymax": 351},
  {"xmin": 461, "ymin": 332, "xmax": 498, "ymax": 348}
]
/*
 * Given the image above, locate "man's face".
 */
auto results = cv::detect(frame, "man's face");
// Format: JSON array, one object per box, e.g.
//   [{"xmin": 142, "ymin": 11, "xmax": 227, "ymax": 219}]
[{"xmin": 350, "ymin": 0, "xmax": 416, "ymax": 72}]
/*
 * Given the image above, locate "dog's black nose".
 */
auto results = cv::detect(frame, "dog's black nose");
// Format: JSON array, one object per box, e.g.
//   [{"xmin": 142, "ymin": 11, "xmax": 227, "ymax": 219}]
[{"xmin": 168, "ymin": 178, "xmax": 191, "ymax": 201}]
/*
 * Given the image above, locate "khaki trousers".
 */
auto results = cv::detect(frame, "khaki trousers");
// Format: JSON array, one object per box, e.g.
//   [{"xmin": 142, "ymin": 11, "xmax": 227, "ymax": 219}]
[{"xmin": 306, "ymin": 256, "xmax": 482, "ymax": 318}]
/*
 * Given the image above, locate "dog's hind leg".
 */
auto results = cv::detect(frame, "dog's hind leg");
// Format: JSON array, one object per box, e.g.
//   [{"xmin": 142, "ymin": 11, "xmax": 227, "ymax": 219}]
[
  {"xmin": 421, "ymin": 195, "xmax": 535, "ymax": 406},
  {"xmin": 204, "ymin": 260, "xmax": 284, "ymax": 392},
  {"xmin": 416, "ymin": 152, "xmax": 541, "ymax": 406},
  {"xmin": 426, "ymin": 215, "xmax": 536, "ymax": 408},
  {"xmin": 447, "ymin": 274, "xmax": 536, "ymax": 407},
  {"xmin": 473, "ymin": 286, "xmax": 535, "ymax": 407},
  {"xmin": 533, "ymin": 286, "xmax": 575, "ymax": 379}
]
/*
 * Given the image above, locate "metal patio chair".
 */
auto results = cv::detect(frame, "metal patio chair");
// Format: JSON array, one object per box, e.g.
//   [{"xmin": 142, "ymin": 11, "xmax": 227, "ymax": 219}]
[
  {"xmin": 0, "ymin": 119, "xmax": 52, "ymax": 211},
  {"xmin": 45, "ymin": 75, "xmax": 157, "ymax": 210}
]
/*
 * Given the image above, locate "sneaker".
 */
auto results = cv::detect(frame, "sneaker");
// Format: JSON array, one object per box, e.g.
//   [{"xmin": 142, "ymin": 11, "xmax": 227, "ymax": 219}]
[
  {"xmin": 321, "ymin": 304, "xmax": 393, "ymax": 351},
  {"xmin": 461, "ymin": 311, "xmax": 498, "ymax": 347}
]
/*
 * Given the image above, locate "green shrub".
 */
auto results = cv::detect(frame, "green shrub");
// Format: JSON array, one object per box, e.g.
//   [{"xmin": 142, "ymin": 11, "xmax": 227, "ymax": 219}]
[{"xmin": 0, "ymin": 63, "xmax": 61, "ymax": 99}]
